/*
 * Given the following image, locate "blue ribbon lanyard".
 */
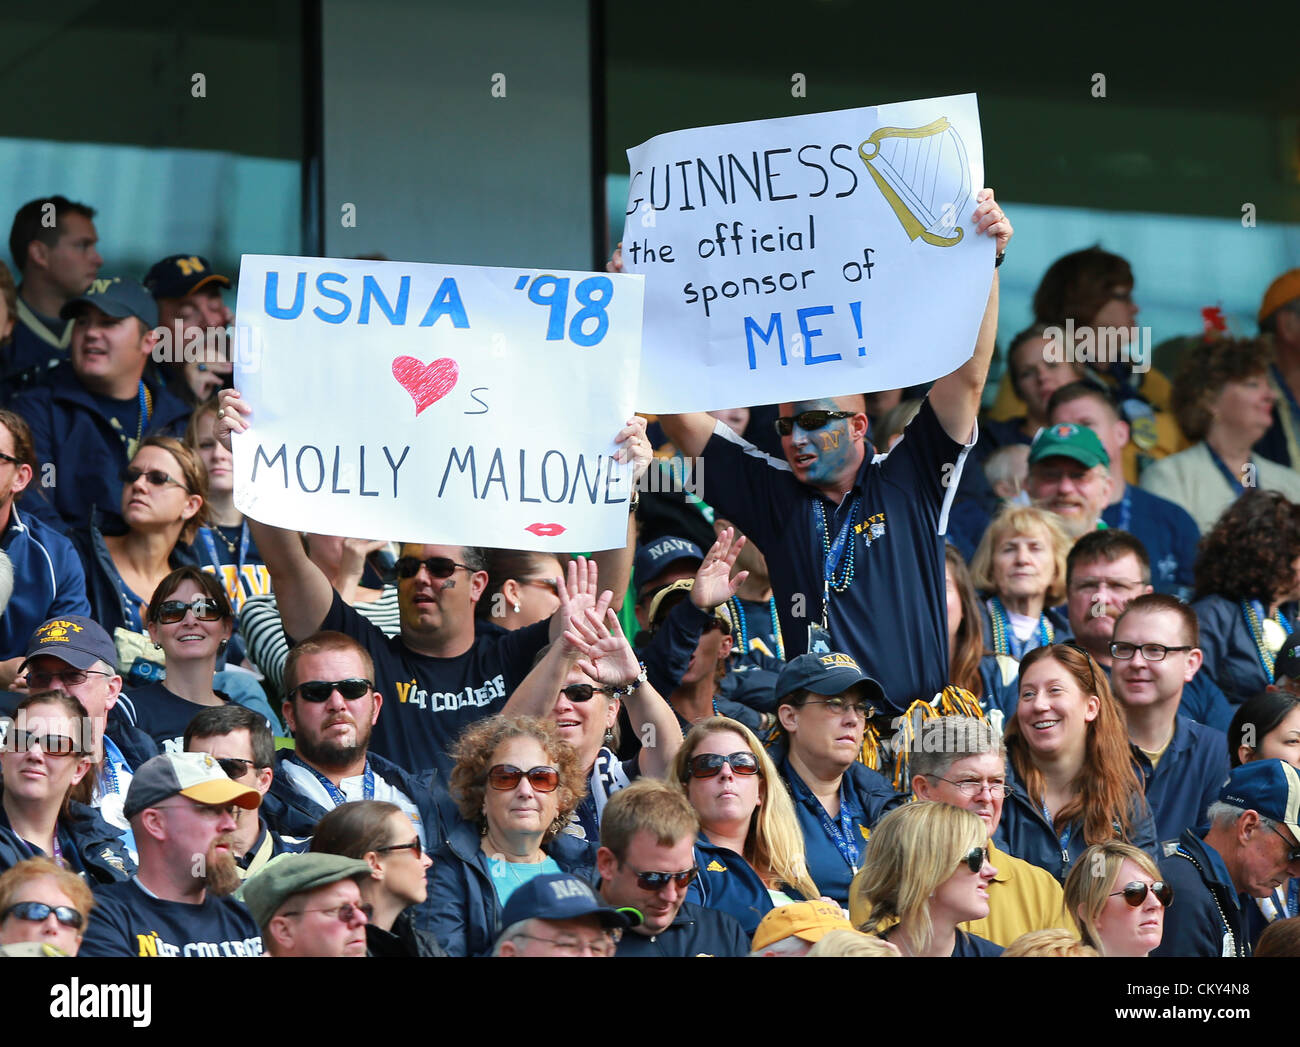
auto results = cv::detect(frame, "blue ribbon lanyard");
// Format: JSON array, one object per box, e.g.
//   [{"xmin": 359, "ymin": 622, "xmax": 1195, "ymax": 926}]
[
  {"xmin": 290, "ymin": 753, "xmax": 373, "ymax": 806},
  {"xmin": 1042, "ymin": 801, "xmax": 1072, "ymax": 865},
  {"xmin": 815, "ymin": 795, "xmax": 862, "ymax": 872},
  {"xmin": 1115, "ymin": 488, "xmax": 1131, "ymax": 532},
  {"xmin": 1204, "ymin": 444, "xmax": 1247, "ymax": 497},
  {"xmin": 199, "ymin": 521, "xmax": 251, "ymax": 607}
]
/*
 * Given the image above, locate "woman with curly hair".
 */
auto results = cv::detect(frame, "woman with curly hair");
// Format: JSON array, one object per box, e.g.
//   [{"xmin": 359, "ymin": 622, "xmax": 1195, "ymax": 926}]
[
  {"xmin": 425, "ymin": 714, "xmax": 596, "ymax": 956},
  {"xmin": 995, "ymin": 643, "xmax": 1157, "ymax": 882},
  {"xmin": 1141, "ymin": 337, "xmax": 1300, "ymax": 533},
  {"xmin": 1191, "ymin": 490, "xmax": 1300, "ymax": 704},
  {"xmin": 671, "ymin": 716, "xmax": 819, "ymax": 937}
]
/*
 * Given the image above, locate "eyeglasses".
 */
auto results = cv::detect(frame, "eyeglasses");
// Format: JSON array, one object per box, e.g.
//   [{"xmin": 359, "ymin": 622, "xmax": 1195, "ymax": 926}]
[
  {"xmin": 290, "ymin": 679, "xmax": 373, "ymax": 703},
  {"xmin": 215, "ymin": 756, "xmax": 260, "ymax": 779},
  {"xmin": 774, "ymin": 410, "xmax": 854, "ymax": 437},
  {"xmin": 23, "ymin": 668, "xmax": 111, "ymax": 690},
  {"xmin": 1109, "ymin": 642, "xmax": 1193, "ymax": 662},
  {"xmin": 120, "ymin": 466, "xmax": 189, "ymax": 492},
  {"xmin": 394, "ymin": 556, "xmax": 471, "ymax": 580},
  {"xmin": 487, "ymin": 764, "xmax": 560, "ymax": 793},
  {"xmin": 802, "ymin": 697, "xmax": 871, "ymax": 721},
  {"xmin": 627, "ymin": 865, "xmax": 698, "ymax": 891},
  {"xmin": 559, "ymin": 683, "xmax": 608, "ymax": 703},
  {"xmin": 924, "ymin": 774, "xmax": 1009, "ymax": 798},
  {"xmin": 2, "ymin": 902, "xmax": 85, "ymax": 929},
  {"xmin": 1267, "ymin": 824, "xmax": 1300, "ymax": 863},
  {"xmin": 1070, "ymin": 577, "xmax": 1145, "ymax": 597},
  {"xmin": 281, "ymin": 901, "xmax": 373, "ymax": 924},
  {"xmin": 151, "ymin": 803, "xmax": 244, "ymax": 819},
  {"xmin": 154, "ymin": 597, "xmax": 223, "ymax": 624},
  {"xmin": 1109, "ymin": 880, "xmax": 1173, "ymax": 908},
  {"xmin": 375, "ymin": 838, "xmax": 423, "ymax": 858},
  {"xmin": 523, "ymin": 578, "xmax": 560, "ymax": 596},
  {"xmin": 959, "ymin": 846, "xmax": 989, "ymax": 874},
  {"xmin": 11, "ymin": 731, "xmax": 82, "ymax": 757},
  {"xmin": 0, "ymin": 450, "xmax": 23, "ymax": 467},
  {"xmin": 686, "ymin": 751, "xmax": 759, "ymax": 779},
  {"xmin": 510, "ymin": 929, "xmax": 620, "ymax": 956}
]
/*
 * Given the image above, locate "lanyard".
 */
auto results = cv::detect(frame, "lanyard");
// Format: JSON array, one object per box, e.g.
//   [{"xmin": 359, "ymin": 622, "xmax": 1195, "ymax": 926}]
[
  {"xmin": 1041, "ymin": 801, "xmax": 1072, "ymax": 867},
  {"xmin": 1273, "ymin": 364, "xmax": 1300, "ymax": 423},
  {"xmin": 1204, "ymin": 444, "xmax": 1247, "ymax": 497},
  {"xmin": 1114, "ymin": 488, "xmax": 1131, "ymax": 532},
  {"xmin": 100, "ymin": 734, "xmax": 128, "ymax": 797},
  {"xmin": 199, "ymin": 521, "xmax": 251, "ymax": 605},
  {"xmin": 813, "ymin": 791, "xmax": 862, "ymax": 872},
  {"xmin": 289, "ymin": 752, "xmax": 373, "ymax": 806}
]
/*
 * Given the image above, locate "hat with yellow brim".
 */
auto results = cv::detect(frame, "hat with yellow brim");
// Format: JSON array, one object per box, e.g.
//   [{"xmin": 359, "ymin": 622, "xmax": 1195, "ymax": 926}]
[{"xmin": 124, "ymin": 751, "xmax": 261, "ymax": 821}]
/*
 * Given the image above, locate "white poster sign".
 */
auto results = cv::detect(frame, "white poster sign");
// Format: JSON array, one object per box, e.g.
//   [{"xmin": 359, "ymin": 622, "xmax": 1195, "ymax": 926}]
[
  {"xmin": 231, "ymin": 255, "xmax": 643, "ymax": 551},
  {"xmin": 622, "ymin": 93, "xmax": 992, "ymax": 412}
]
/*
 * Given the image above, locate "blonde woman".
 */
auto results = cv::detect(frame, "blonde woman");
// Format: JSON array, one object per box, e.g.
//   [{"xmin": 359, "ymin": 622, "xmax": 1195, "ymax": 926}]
[
  {"xmin": 1002, "ymin": 928, "xmax": 1097, "ymax": 957},
  {"xmin": 671, "ymin": 716, "xmax": 819, "ymax": 937},
  {"xmin": 1063, "ymin": 842, "xmax": 1170, "ymax": 957},
  {"xmin": 969, "ymin": 503, "xmax": 1072, "ymax": 663},
  {"xmin": 851, "ymin": 802, "xmax": 1003, "ymax": 956}
]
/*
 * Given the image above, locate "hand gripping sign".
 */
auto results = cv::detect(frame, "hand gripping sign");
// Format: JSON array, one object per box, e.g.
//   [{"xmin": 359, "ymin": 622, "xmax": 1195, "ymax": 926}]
[
  {"xmin": 622, "ymin": 93, "xmax": 992, "ymax": 413},
  {"xmin": 232, "ymin": 256, "xmax": 644, "ymax": 551}
]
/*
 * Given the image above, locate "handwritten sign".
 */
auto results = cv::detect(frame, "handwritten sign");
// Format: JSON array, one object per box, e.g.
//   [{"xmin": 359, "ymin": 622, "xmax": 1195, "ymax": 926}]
[
  {"xmin": 622, "ymin": 94, "xmax": 991, "ymax": 413},
  {"xmin": 232, "ymin": 256, "xmax": 643, "ymax": 551}
]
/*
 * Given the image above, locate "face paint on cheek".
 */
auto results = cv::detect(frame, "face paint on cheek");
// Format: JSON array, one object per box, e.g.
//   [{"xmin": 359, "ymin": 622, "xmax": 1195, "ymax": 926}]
[
  {"xmin": 803, "ymin": 422, "xmax": 854, "ymax": 484},
  {"xmin": 441, "ymin": 580, "xmax": 456, "ymax": 590},
  {"xmin": 819, "ymin": 430, "xmax": 841, "ymax": 450}
]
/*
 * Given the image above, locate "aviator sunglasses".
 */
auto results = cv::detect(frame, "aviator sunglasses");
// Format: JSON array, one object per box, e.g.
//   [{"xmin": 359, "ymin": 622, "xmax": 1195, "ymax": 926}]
[{"xmin": 1109, "ymin": 881, "xmax": 1173, "ymax": 908}]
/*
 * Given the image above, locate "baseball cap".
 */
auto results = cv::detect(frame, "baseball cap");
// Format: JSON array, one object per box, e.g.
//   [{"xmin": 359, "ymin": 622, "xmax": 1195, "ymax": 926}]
[
  {"xmin": 646, "ymin": 578, "xmax": 730, "ymax": 632},
  {"xmin": 1218, "ymin": 760, "xmax": 1300, "ymax": 842},
  {"xmin": 1274, "ymin": 641, "xmax": 1300, "ymax": 683},
  {"xmin": 774, "ymin": 651, "xmax": 886, "ymax": 712},
  {"xmin": 634, "ymin": 536, "xmax": 703, "ymax": 593},
  {"xmin": 242, "ymin": 853, "xmax": 373, "ymax": 929},
  {"xmin": 751, "ymin": 900, "xmax": 853, "ymax": 952},
  {"xmin": 59, "ymin": 276, "xmax": 158, "ymax": 328},
  {"xmin": 1259, "ymin": 269, "xmax": 1300, "ymax": 325},
  {"xmin": 1028, "ymin": 423, "xmax": 1110, "ymax": 470},
  {"xmin": 123, "ymin": 751, "xmax": 261, "ymax": 821},
  {"xmin": 18, "ymin": 616, "xmax": 118, "ymax": 675},
  {"xmin": 143, "ymin": 254, "xmax": 232, "ymax": 300},
  {"xmin": 500, "ymin": 873, "xmax": 638, "ymax": 931}
]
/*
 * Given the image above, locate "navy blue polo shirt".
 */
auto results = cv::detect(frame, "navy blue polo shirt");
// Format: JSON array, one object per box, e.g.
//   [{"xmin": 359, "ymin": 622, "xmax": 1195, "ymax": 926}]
[
  {"xmin": 612, "ymin": 900, "xmax": 750, "ymax": 957},
  {"xmin": 698, "ymin": 398, "xmax": 971, "ymax": 712},
  {"xmin": 1102, "ymin": 485, "xmax": 1199, "ymax": 600},
  {"xmin": 687, "ymin": 836, "xmax": 792, "ymax": 939},
  {"xmin": 1132, "ymin": 716, "xmax": 1230, "ymax": 855}
]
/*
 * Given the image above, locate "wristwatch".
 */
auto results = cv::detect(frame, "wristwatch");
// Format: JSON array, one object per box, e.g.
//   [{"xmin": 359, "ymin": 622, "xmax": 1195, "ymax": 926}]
[{"xmin": 612, "ymin": 663, "xmax": 648, "ymax": 699}]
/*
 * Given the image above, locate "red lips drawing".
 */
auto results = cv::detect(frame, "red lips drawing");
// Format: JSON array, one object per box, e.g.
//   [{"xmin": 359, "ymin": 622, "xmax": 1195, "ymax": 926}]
[
  {"xmin": 526, "ymin": 523, "xmax": 566, "ymax": 537},
  {"xmin": 392, "ymin": 356, "xmax": 459, "ymax": 415}
]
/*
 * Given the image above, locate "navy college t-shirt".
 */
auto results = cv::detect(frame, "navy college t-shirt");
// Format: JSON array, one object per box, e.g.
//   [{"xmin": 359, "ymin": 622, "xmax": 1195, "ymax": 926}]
[
  {"xmin": 699, "ymin": 399, "xmax": 971, "ymax": 713},
  {"xmin": 79, "ymin": 879, "xmax": 262, "ymax": 957},
  {"xmin": 317, "ymin": 592, "xmax": 550, "ymax": 778}
]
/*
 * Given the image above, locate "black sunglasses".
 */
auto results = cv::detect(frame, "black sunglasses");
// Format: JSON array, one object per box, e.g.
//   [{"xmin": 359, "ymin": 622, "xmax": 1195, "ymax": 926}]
[
  {"xmin": 1267, "ymin": 824, "xmax": 1300, "ymax": 864},
  {"xmin": 960, "ymin": 846, "xmax": 989, "ymax": 874},
  {"xmin": 376, "ymin": 838, "xmax": 423, "ymax": 859},
  {"xmin": 559, "ymin": 683, "xmax": 608, "ymax": 703},
  {"xmin": 154, "ymin": 597, "xmax": 223, "ymax": 624},
  {"xmin": 290, "ymin": 678, "xmax": 373, "ymax": 703},
  {"xmin": 487, "ymin": 764, "xmax": 560, "ymax": 792},
  {"xmin": 394, "ymin": 556, "xmax": 471, "ymax": 580},
  {"xmin": 2, "ymin": 901, "xmax": 84, "ymax": 929},
  {"xmin": 774, "ymin": 410, "xmax": 854, "ymax": 437},
  {"xmin": 686, "ymin": 751, "xmax": 759, "ymax": 779},
  {"xmin": 628, "ymin": 865, "xmax": 698, "ymax": 891},
  {"xmin": 1110, "ymin": 880, "xmax": 1173, "ymax": 908},
  {"xmin": 120, "ymin": 466, "xmax": 188, "ymax": 491}
]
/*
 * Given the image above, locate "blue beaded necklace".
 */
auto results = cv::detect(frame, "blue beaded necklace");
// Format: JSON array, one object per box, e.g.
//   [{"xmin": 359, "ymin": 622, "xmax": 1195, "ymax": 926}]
[
  {"xmin": 814, "ymin": 498, "xmax": 859, "ymax": 593},
  {"xmin": 987, "ymin": 596, "xmax": 1054, "ymax": 660},
  {"xmin": 725, "ymin": 595, "xmax": 785, "ymax": 660}
]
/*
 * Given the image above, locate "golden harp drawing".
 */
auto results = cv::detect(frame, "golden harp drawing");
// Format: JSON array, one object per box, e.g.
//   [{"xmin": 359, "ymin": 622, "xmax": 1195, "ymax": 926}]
[{"xmin": 859, "ymin": 117, "xmax": 971, "ymax": 247}]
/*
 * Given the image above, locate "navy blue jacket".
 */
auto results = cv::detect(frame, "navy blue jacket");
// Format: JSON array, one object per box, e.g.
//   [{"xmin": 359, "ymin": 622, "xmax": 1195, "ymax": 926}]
[
  {"xmin": 1193, "ymin": 594, "xmax": 1295, "ymax": 706},
  {"xmin": 1153, "ymin": 829, "xmax": 1248, "ymax": 957},
  {"xmin": 613, "ymin": 899, "xmax": 750, "ymax": 956},
  {"xmin": 1102, "ymin": 486, "xmax": 1199, "ymax": 600},
  {"xmin": 1179, "ymin": 671, "xmax": 1236, "ymax": 734},
  {"xmin": 0, "ymin": 506, "xmax": 90, "ymax": 659},
  {"xmin": 9, "ymin": 362, "xmax": 190, "ymax": 534},
  {"xmin": 426, "ymin": 813, "xmax": 598, "ymax": 957},
  {"xmin": 0, "ymin": 798, "xmax": 135, "ymax": 884},
  {"xmin": 993, "ymin": 759, "xmax": 1159, "ymax": 882},
  {"xmin": 1133, "ymin": 716, "xmax": 1229, "ymax": 855},
  {"xmin": 686, "ymin": 835, "xmax": 810, "ymax": 939}
]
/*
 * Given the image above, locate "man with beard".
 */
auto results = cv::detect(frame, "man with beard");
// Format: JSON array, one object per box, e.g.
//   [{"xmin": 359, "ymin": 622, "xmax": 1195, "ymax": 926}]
[
  {"xmin": 78, "ymin": 752, "xmax": 264, "ymax": 956},
  {"xmin": 1024, "ymin": 423, "xmax": 1112, "ymax": 540}
]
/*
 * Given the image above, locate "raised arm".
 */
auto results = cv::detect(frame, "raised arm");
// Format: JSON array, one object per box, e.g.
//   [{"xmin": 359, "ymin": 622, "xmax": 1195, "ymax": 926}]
[
  {"xmin": 215, "ymin": 388, "xmax": 336, "ymax": 641},
  {"xmin": 927, "ymin": 188, "xmax": 1013, "ymax": 444},
  {"xmin": 590, "ymin": 414, "xmax": 650, "ymax": 608}
]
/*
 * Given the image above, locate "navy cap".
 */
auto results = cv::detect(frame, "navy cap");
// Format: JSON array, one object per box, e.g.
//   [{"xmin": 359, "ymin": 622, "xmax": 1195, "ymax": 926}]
[
  {"xmin": 1218, "ymin": 760, "xmax": 1300, "ymax": 842},
  {"xmin": 774, "ymin": 651, "xmax": 886, "ymax": 713},
  {"xmin": 19, "ymin": 616, "xmax": 118, "ymax": 675},
  {"xmin": 500, "ymin": 873, "xmax": 638, "ymax": 931},
  {"xmin": 143, "ymin": 254, "xmax": 231, "ymax": 300},
  {"xmin": 634, "ymin": 536, "xmax": 703, "ymax": 593},
  {"xmin": 1274, "ymin": 641, "xmax": 1300, "ymax": 683},
  {"xmin": 60, "ymin": 276, "xmax": 158, "ymax": 328}
]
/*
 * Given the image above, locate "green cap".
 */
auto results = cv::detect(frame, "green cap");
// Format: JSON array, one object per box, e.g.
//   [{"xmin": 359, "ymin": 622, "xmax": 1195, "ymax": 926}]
[
  {"xmin": 1028, "ymin": 423, "xmax": 1110, "ymax": 469},
  {"xmin": 241, "ymin": 853, "xmax": 373, "ymax": 929}
]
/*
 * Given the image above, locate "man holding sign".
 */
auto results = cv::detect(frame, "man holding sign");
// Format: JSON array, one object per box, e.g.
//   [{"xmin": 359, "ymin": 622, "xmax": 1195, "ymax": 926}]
[{"xmin": 650, "ymin": 190, "xmax": 1011, "ymax": 718}]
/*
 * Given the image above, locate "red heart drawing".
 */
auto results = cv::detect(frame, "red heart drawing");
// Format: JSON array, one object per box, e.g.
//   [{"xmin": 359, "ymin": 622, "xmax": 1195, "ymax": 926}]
[{"xmin": 392, "ymin": 356, "xmax": 459, "ymax": 415}]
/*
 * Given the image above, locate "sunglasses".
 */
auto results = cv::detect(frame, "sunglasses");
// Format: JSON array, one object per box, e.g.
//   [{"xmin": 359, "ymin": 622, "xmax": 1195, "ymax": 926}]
[
  {"xmin": 154, "ymin": 597, "xmax": 223, "ymax": 624},
  {"xmin": 282, "ymin": 901, "xmax": 373, "ymax": 923},
  {"xmin": 216, "ymin": 756, "xmax": 259, "ymax": 779},
  {"xmin": 1267, "ymin": 824, "xmax": 1300, "ymax": 864},
  {"xmin": 394, "ymin": 556, "xmax": 471, "ymax": 580},
  {"xmin": 2, "ymin": 901, "xmax": 84, "ymax": 929},
  {"xmin": 1110, "ymin": 881, "xmax": 1173, "ymax": 908},
  {"xmin": 11, "ymin": 731, "xmax": 81, "ymax": 757},
  {"xmin": 774, "ymin": 410, "xmax": 854, "ymax": 437},
  {"xmin": 960, "ymin": 846, "xmax": 989, "ymax": 874},
  {"xmin": 487, "ymin": 764, "xmax": 560, "ymax": 793},
  {"xmin": 686, "ymin": 751, "xmax": 759, "ymax": 779},
  {"xmin": 375, "ymin": 838, "xmax": 423, "ymax": 858},
  {"xmin": 290, "ymin": 679, "xmax": 373, "ymax": 703},
  {"xmin": 628, "ymin": 866, "xmax": 698, "ymax": 892},
  {"xmin": 24, "ymin": 668, "xmax": 111, "ymax": 690},
  {"xmin": 120, "ymin": 466, "xmax": 188, "ymax": 491},
  {"xmin": 559, "ymin": 683, "xmax": 608, "ymax": 703}
]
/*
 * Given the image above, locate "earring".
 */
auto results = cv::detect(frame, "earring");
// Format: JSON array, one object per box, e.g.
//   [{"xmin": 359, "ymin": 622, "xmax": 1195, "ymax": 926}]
[
  {"xmin": 603, "ymin": 728, "xmax": 615, "ymax": 746},
  {"xmin": 217, "ymin": 639, "xmax": 229, "ymax": 657},
  {"xmin": 152, "ymin": 643, "xmax": 162, "ymax": 651},
  {"xmin": 513, "ymin": 603, "xmax": 521, "ymax": 614}
]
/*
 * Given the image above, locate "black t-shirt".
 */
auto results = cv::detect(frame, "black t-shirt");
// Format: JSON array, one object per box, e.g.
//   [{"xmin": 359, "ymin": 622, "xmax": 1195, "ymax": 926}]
[
  {"xmin": 79, "ymin": 878, "xmax": 262, "ymax": 957},
  {"xmin": 317, "ymin": 592, "xmax": 550, "ymax": 778},
  {"xmin": 128, "ymin": 682, "xmax": 233, "ymax": 754}
]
